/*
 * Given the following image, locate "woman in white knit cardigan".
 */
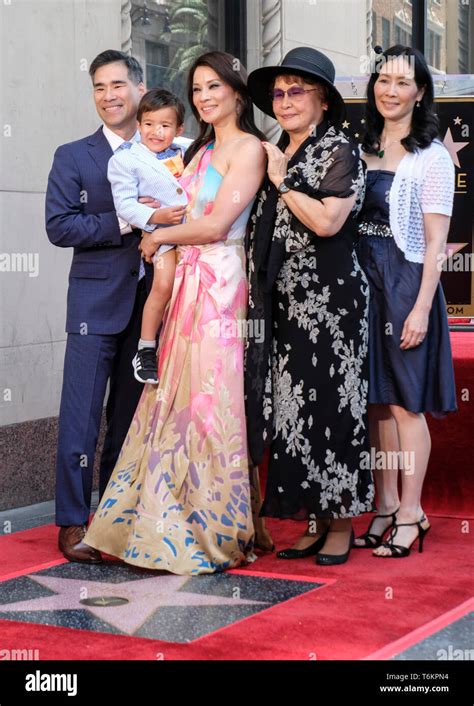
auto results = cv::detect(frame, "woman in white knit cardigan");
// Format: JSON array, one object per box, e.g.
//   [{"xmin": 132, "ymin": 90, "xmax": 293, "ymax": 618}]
[{"xmin": 354, "ymin": 45, "xmax": 457, "ymax": 558}]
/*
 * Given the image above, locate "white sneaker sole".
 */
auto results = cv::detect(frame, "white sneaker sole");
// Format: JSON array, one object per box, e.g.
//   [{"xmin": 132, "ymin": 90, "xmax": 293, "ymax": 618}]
[{"xmin": 132, "ymin": 354, "xmax": 159, "ymax": 385}]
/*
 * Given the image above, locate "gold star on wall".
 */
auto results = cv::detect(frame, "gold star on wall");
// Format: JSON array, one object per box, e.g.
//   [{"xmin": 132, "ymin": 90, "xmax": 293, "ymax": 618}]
[
  {"xmin": 443, "ymin": 127, "xmax": 469, "ymax": 168},
  {"xmin": 445, "ymin": 243, "xmax": 469, "ymax": 258}
]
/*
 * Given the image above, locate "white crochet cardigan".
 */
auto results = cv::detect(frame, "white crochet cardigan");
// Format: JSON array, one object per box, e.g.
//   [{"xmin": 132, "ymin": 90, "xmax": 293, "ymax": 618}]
[{"xmin": 388, "ymin": 140, "xmax": 454, "ymax": 263}]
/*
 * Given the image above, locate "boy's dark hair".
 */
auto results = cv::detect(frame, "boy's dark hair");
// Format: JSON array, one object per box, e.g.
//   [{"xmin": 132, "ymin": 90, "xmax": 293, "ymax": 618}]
[
  {"xmin": 137, "ymin": 89, "xmax": 185, "ymax": 126},
  {"xmin": 89, "ymin": 50, "xmax": 143, "ymax": 84}
]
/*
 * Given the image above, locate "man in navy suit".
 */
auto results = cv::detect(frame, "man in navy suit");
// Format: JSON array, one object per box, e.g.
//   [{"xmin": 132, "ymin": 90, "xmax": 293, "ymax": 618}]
[{"xmin": 46, "ymin": 50, "xmax": 152, "ymax": 563}]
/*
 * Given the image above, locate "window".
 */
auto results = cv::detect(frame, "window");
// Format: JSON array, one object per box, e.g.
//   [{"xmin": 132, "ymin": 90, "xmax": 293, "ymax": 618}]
[
  {"xmin": 145, "ymin": 41, "xmax": 170, "ymax": 91},
  {"xmin": 434, "ymin": 32, "xmax": 441, "ymax": 68},
  {"xmin": 395, "ymin": 23, "xmax": 412, "ymax": 46},
  {"xmin": 441, "ymin": 0, "xmax": 473, "ymax": 74},
  {"xmin": 371, "ymin": 1, "xmax": 414, "ymax": 50},
  {"xmin": 426, "ymin": 28, "xmax": 442, "ymax": 70},
  {"xmin": 382, "ymin": 17, "xmax": 390, "ymax": 49},
  {"xmin": 129, "ymin": 1, "xmax": 247, "ymax": 136}
]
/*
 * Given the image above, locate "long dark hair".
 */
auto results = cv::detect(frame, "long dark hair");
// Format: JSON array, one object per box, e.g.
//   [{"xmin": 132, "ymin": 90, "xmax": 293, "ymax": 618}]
[
  {"xmin": 184, "ymin": 51, "xmax": 266, "ymax": 166},
  {"xmin": 361, "ymin": 45, "xmax": 440, "ymax": 155}
]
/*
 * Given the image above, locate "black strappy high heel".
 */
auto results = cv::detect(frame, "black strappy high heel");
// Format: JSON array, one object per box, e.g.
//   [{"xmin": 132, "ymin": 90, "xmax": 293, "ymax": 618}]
[
  {"xmin": 354, "ymin": 507, "xmax": 399, "ymax": 549},
  {"xmin": 375, "ymin": 515, "xmax": 431, "ymax": 558}
]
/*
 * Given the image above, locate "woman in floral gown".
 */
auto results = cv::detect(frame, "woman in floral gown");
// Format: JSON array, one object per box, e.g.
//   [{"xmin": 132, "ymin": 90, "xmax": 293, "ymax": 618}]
[
  {"xmin": 85, "ymin": 52, "xmax": 266, "ymax": 575},
  {"xmin": 245, "ymin": 48, "xmax": 375, "ymax": 566}
]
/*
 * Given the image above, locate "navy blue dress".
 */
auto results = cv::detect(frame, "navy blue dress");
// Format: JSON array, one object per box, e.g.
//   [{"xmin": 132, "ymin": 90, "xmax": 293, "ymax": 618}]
[{"xmin": 357, "ymin": 170, "xmax": 457, "ymax": 415}]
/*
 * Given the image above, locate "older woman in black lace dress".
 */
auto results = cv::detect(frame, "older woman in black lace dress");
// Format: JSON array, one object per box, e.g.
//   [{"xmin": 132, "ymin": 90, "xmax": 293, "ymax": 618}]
[{"xmin": 245, "ymin": 47, "xmax": 375, "ymax": 566}]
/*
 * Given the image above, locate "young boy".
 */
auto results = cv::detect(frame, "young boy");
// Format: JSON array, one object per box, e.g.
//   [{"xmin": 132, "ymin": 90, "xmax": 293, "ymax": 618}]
[{"xmin": 108, "ymin": 89, "xmax": 188, "ymax": 384}]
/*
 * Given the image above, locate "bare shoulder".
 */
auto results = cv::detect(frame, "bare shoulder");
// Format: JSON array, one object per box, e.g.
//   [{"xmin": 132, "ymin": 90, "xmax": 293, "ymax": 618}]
[
  {"xmin": 236, "ymin": 133, "xmax": 263, "ymax": 148},
  {"xmin": 229, "ymin": 134, "xmax": 265, "ymax": 168},
  {"xmin": 214, "ymin": 134, "xmax": 264, "ymax": 177},
  {"xmin": 237, "ymin": 133, "xmax": 264, "ymax": 152}
]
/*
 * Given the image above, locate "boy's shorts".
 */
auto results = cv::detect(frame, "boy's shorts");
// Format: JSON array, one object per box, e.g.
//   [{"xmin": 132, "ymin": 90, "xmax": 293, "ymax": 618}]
[{"xmin": 152, "ymin": 243, "xmax": 175, "ymax": 264}]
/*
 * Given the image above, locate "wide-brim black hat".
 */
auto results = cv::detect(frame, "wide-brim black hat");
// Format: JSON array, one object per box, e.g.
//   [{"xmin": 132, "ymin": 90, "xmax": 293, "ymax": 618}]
[{"xmin": 248, "ymin": 47, "xmax": 346, "ymax": 124}]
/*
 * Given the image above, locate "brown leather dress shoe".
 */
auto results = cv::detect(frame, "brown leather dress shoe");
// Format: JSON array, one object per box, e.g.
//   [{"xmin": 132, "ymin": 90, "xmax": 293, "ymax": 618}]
[{"xmin": 58, "ymin": 525, "xmax": 103, "ymax": 564}]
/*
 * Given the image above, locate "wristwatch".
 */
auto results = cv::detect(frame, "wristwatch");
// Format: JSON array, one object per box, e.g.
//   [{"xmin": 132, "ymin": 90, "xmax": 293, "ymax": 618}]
[{"xmin": 277, "ymin": 179, "xmax": 291, "ymax": 194}]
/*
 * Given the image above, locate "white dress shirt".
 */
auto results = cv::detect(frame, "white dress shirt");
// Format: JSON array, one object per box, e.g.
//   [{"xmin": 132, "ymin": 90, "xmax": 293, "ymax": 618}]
[
  {"xmin": 102, "ymin": 125, "xmax": 146, "ymax": 279},
  {"xmin": 102, "ymin": 125, "xmax": 140, "ymax": 235}
]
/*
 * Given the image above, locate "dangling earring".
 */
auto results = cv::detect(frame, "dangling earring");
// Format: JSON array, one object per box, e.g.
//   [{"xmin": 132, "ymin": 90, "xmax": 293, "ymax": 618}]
[{"xmin": 416, "ymin": 101, "xmax": 421, "ymax": 108}]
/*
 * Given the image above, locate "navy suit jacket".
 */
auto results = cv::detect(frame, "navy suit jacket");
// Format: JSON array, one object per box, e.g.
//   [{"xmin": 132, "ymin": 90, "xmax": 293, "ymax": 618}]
[{"xmin": 46, "ymin": 127, "xmax": 150, "ymax": 335}]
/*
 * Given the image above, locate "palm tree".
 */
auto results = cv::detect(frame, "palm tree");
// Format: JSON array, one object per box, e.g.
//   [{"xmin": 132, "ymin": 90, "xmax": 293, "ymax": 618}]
[{"xmin": 166, "ymin": 0, "xmax": 209, "ymax": 87}]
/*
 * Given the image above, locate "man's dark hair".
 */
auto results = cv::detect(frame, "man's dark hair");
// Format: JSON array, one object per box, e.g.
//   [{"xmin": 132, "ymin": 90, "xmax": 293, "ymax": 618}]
[
  {"xmin": 89, "ymin": 50, "xmax": 144, "ymax": 84},
  {"xmin": 137, "ymin": 89, "xmax": 185, "ymax": 126}
]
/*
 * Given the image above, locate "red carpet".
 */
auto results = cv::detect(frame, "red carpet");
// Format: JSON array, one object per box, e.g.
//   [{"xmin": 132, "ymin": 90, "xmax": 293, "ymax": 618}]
[
  {"xmin": 0, "ymin": 333, "xmax": 471, "ymax": 660},
  {"xmin": 0, "ymin": 517, "xmax": 471, "ymax": 660},
  {"xmin": 424, "ymin": 332, "xmax": 474, "ymax": 518}
]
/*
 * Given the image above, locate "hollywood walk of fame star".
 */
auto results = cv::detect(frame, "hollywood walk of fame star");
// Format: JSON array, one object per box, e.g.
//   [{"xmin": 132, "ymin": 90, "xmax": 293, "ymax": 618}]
[
  {"xmin": 444, "ymin": 243, "xmax": 469, "ymax": 258},
  {"xmin": 0, "ymin": 573, "xmax": 268, "ymax": 636},
  {"xmin": 443, "ymin": 127, "xmax": 469, "ymax": 168}
]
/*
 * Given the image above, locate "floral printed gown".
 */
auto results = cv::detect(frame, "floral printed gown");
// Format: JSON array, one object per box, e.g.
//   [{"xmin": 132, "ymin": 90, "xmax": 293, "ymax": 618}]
[
  {"xmin": 245, "ymin": 125, "xmax": 375, "ymax": 520},
  {"xmin": 85, "ymin": 144, "xmax": 255, "ymax": 575}
]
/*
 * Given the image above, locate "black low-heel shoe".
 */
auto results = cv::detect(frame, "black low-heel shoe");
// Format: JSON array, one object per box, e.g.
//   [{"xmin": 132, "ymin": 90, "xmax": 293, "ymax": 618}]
[
  {"xmin": 276, "ymin": 530, "xmax": 329, "ymax": 560},
  {"xmin": 316, "ymin": 530, "xmax": 354, "ymax": 566}
]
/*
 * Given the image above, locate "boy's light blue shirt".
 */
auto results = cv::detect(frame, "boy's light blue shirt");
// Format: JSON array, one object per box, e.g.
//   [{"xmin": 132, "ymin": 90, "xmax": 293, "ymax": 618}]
[{"xmin": 107, "ymin": 138, "xmax": 191, "ymax": 233}]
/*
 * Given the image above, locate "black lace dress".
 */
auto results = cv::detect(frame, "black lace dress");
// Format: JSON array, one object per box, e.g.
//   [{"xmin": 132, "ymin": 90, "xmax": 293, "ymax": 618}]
[{"xmin": 245, "ymin": 122, "xmax": 375, "ymax": 520}]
